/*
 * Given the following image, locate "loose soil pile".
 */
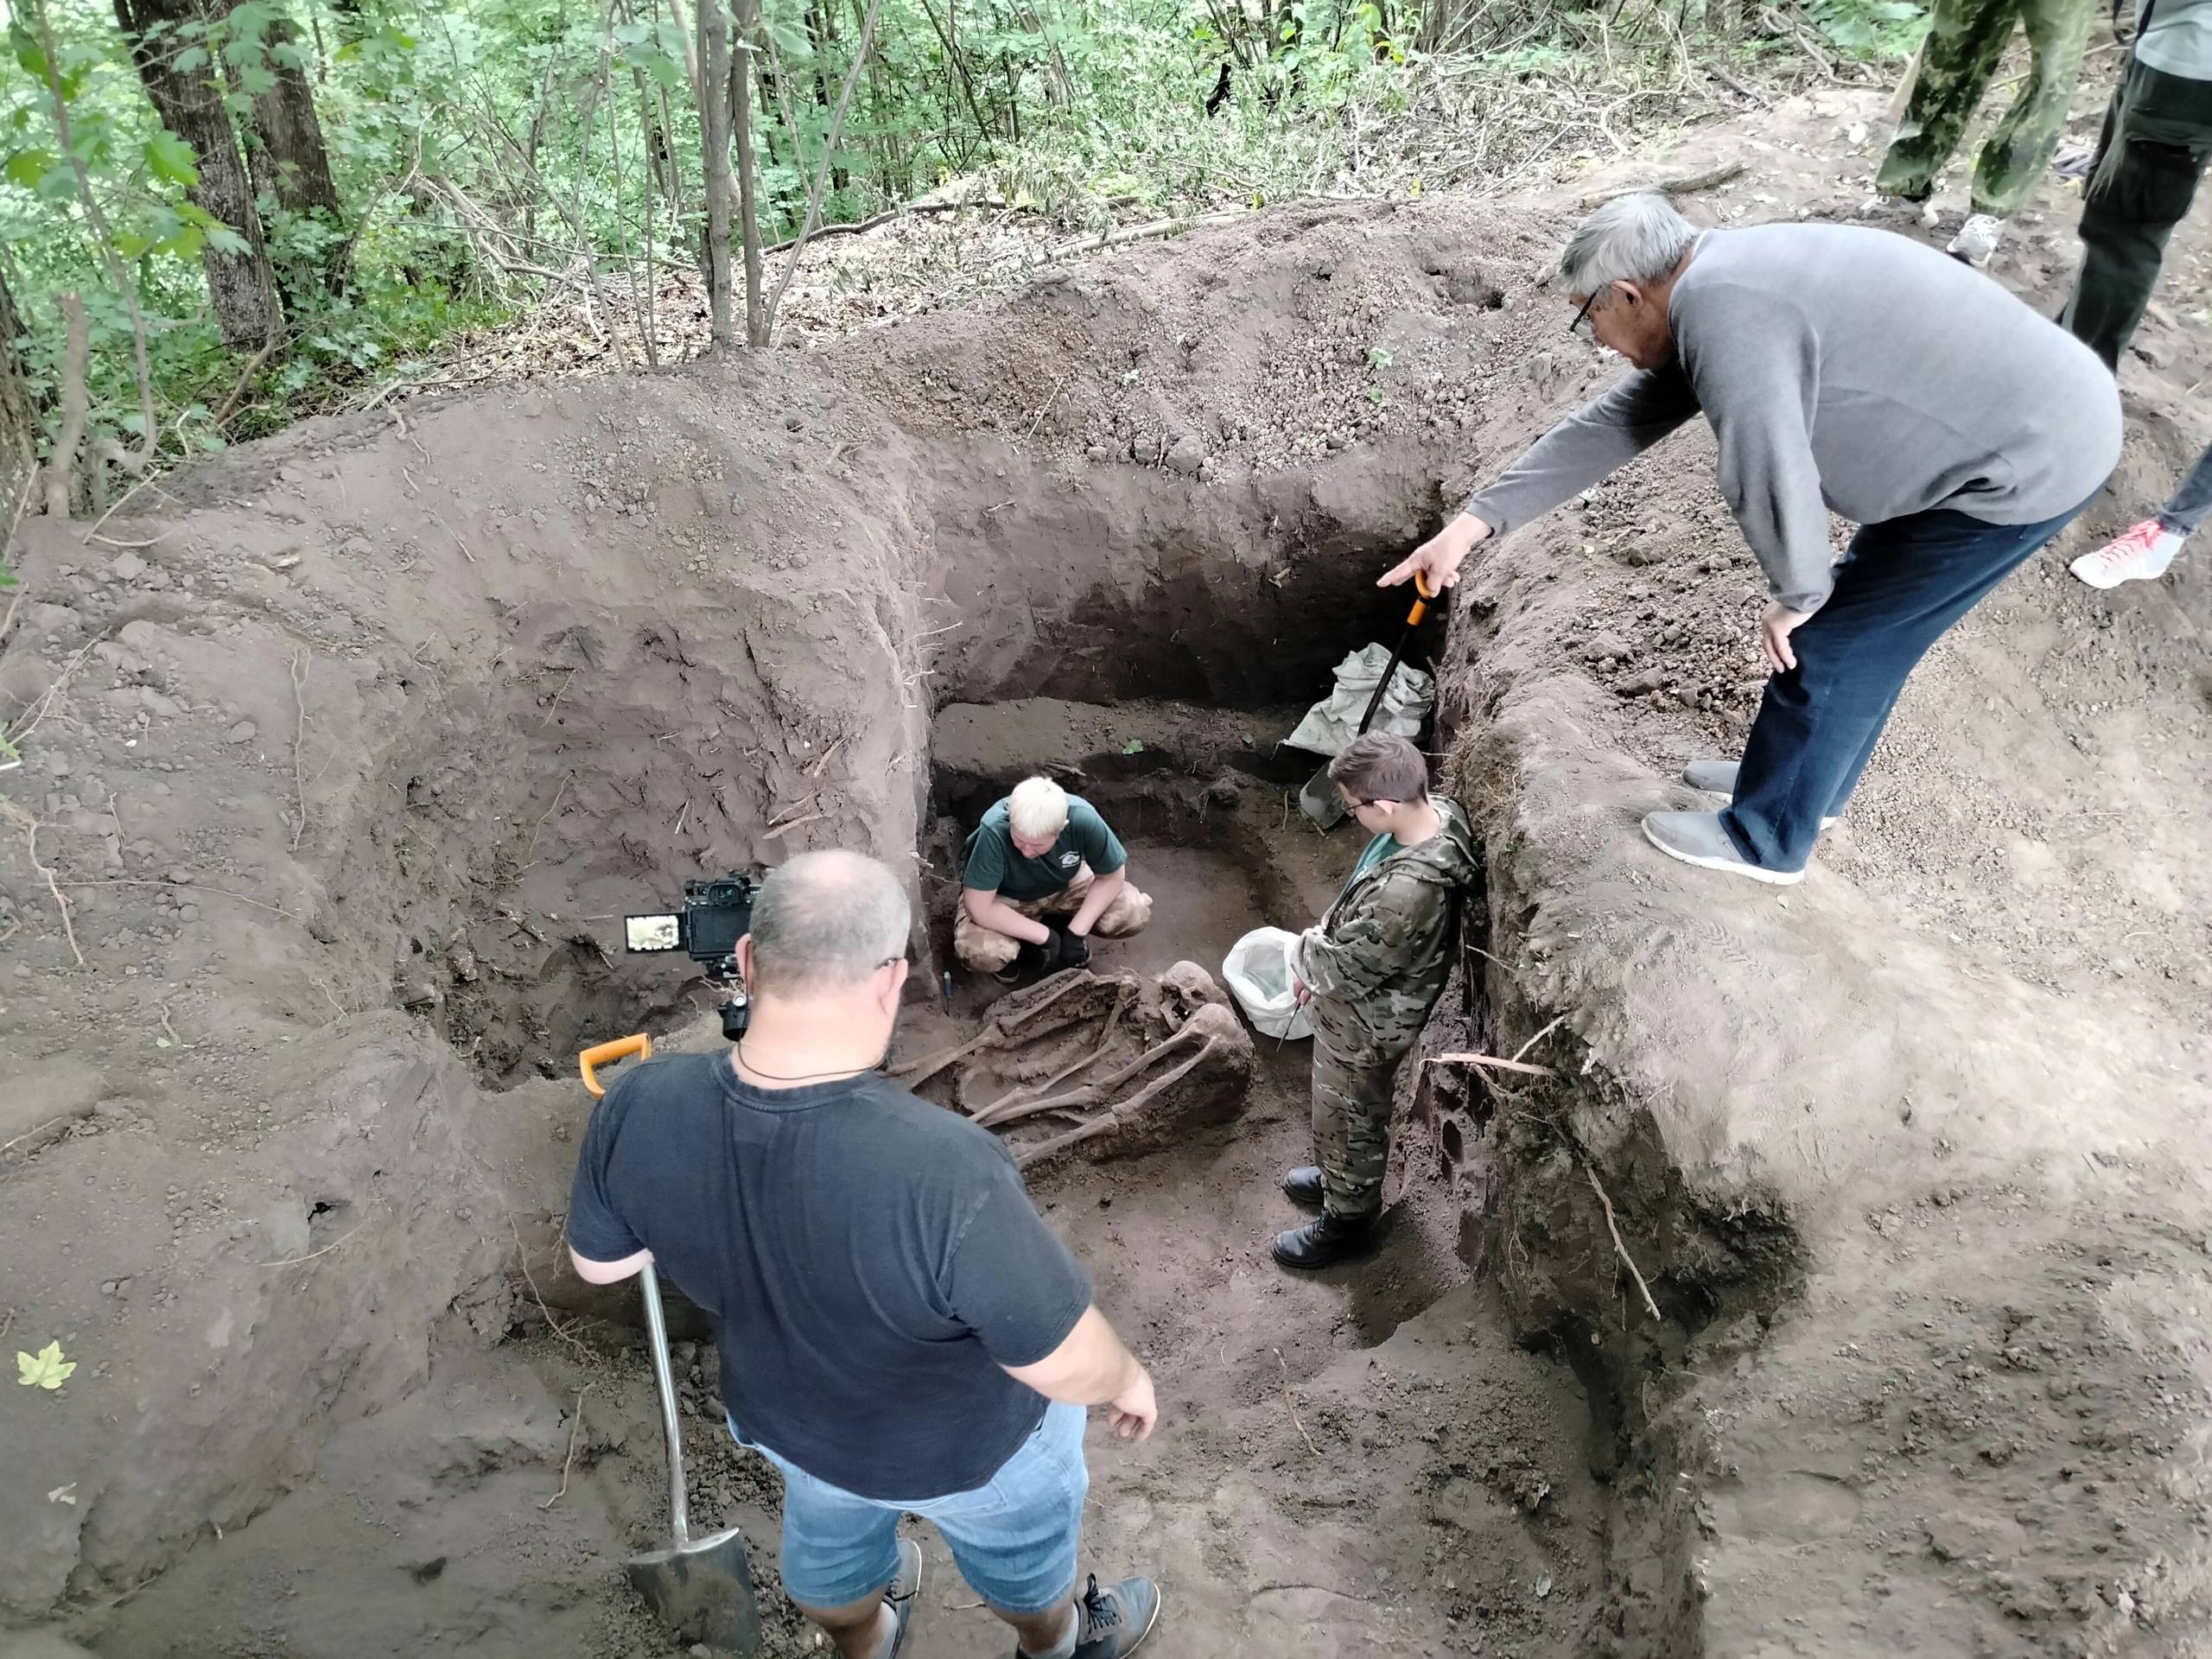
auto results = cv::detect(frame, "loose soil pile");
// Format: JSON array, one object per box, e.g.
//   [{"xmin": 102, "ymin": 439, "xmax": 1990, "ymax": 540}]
[{"xmin": 2, "ymin": 79, "xmax": 2208, "ymax": 1659}]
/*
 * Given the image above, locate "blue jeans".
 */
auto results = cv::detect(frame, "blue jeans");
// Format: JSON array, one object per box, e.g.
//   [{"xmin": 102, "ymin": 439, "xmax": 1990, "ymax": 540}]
[
  {"xmin": 2158, "ymin": 438, "xmax": 2212, "ymax": 540},
  {"xmin": 1721, "ymin": 496, "xmax": 2097, "ymax": 872},
  {"xmin": 730, "ymin": 1402, "xmax": 1089, "ymax": 1614}
]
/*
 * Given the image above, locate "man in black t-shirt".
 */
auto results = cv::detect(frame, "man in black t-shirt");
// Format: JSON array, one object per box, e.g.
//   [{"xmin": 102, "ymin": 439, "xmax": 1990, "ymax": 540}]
[{"xmin": 569, "ymin": 850, "xmax": 1163, "ymax": 1659}]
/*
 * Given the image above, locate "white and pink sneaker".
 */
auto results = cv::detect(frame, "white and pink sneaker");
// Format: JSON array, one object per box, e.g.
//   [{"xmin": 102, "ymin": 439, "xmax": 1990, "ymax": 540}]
[{"xmin": 2070, "ymin": 519, "xmax": 2186, "ymax": 589}]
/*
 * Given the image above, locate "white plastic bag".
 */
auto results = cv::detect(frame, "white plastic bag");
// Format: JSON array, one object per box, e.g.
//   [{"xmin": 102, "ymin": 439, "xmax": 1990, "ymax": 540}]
[
  {"xmin": 1284, "ymin": 642, "xmax": 1435, "ymax": 757},
  {"xmin": 1222, "ymin": 926, "xmax": 1313, "ymax": 1042}
]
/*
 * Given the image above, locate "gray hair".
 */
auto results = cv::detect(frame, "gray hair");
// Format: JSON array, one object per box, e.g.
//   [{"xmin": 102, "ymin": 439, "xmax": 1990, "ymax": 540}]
[
  {"xmin": 747, "ymin": 849, "xmax": 912, "ymax": 995},
  {"xmin": 1558, "ymin": 193, "xmax": 1698, "ymax": 298}
]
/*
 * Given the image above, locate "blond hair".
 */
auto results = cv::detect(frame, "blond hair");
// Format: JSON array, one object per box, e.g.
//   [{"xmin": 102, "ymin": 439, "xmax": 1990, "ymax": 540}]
[{"xmin": 1007, "ymin": 776, "xmax": 1070, "ymax": 841}]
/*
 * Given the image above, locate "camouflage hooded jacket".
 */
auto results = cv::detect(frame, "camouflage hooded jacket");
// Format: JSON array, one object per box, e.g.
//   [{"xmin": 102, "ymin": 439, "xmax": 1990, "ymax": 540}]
[{"xmin": 1293, "ymin": 798, "xmax": 1481, "ymax": 1055}]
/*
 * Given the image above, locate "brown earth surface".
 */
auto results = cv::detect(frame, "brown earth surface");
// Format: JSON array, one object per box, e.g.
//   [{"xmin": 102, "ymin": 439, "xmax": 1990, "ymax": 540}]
[{"xmin": 3, "ymin": 78, "xmax": 2209, "ymax": 1659}]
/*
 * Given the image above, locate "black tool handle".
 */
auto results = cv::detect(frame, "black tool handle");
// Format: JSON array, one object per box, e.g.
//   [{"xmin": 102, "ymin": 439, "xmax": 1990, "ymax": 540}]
[{"xmin": 1355, "ymin": 572, "xmax": 1436, "ymax": 737}]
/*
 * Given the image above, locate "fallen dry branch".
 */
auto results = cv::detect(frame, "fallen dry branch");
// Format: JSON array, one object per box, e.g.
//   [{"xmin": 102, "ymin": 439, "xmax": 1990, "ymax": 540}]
[
  {"xmin": 1275, "ymin": 1349, "xmax": 1321, "ymax": 1457},
  {"xmin": 1044, "ymin": 211, "xmax": 1247, "ymax": 263},
  {"xmin": 213, "ymin": 328, "xmax": 286, "ymax": 432},
  {"xmin": 0, "ymin": 1113, "xmax": 73, "ymax": 1157},
  {"xmin": 289, "ymin": 650, "xmax": 310, "ymax": 852},
  {"xmin": 763, "ymin": 197, "xmax": 1020, "ymax": 254},
  {"xmin": 507, "ymin": 1210, "xmax": 594, "ymax": 1361},
  {"xmin": 1019, "ymin": 371, "xmax": 1073, "ymax": 446},
  {"xmin": 1584, "ymin": 1162, "xmax": 1662, "ymax": 1320},
  {"xmin": 1579, "ymin": 161, "xmax": 1747, "ymax": 209},
  {"xmin": 1, "ymin": 801, "xmax": 83, "ymax": 966},
  {"xmin": 1511, "ymin": 1012, "xmax": 1569, "ymax": 1066},
  {"xmin": 58, "ymin": 877, "xmax": 302, "ymax": 920},
  {"xmin": 1427, "ymin": 1050, "xmax": 1560, "ymax": 1078},
  {"xmin": 260, "ymin": 1217, "xmax": 372, "ymax": 1268},
  {"xmin": 540, "ymin": 1389, "xmax": 590, "ymax": 1510},
  {"xmin": 9, "ymin": 627, "xmax": 108, "ymax": 750}
]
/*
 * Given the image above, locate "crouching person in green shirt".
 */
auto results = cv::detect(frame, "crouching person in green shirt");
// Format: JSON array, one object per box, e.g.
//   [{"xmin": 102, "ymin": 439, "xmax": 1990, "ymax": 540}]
[
  {"xmin": 957, "ymin": 777, "xmax": 1154, "ymax": 982},
  {"xmin": 1277, "ymin": 734, "xmax": 1479, "ymax": 1270}
]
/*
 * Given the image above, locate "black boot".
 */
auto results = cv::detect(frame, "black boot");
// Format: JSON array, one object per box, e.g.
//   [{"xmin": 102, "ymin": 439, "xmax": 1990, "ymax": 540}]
[
  {"xmin": 1281, "ymin": 1166, "xmax": 1324, "ymax": 1208},
  {"xmin": 1271, "ymin": 1211, "xmax": 1378, "ymax": 1269}
]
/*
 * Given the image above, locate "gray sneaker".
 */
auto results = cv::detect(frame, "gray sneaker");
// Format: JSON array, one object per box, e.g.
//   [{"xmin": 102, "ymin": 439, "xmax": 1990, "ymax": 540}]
[
  {"xmin": 880, "ymin": 1538, "xmax": 923, "ymax": 1658},
  {"xmin": 1680, "ymin": 761, "xmax": 1837, "ymax": 830},
  {"xmin": 1067, "ymin": 1575, "xmax": 1162, "ymax": 1659},
  {"xmin": 1642, "ymin": 811, "xmax": 1804, "ymax": 887},
  {"xmin": 1947, "ymin": 212, "xmax": 2003, "ymax": 268}
]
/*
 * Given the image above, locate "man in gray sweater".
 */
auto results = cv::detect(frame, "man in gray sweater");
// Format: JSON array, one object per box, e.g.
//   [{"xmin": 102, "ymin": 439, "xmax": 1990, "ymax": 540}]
[{"xmin": 1384, "ymin": 194, "xmax": 2120, "ymax": 885}]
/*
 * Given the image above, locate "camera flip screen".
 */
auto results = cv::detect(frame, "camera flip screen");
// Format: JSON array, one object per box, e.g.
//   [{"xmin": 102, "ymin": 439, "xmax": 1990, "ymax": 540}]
[{"xmin": 625, "ymin": 913, "xmax": 683, "ymax": 953}]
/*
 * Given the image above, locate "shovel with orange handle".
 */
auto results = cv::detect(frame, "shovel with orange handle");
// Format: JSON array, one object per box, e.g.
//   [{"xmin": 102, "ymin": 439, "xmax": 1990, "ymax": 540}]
[
  {"xmin": 576, "ymin": 1030, "xmax": 762, "ymax": 1655},
  {"xmin": 1296, "ymin": 570, "xmax": 1436, "ymax": 830}
]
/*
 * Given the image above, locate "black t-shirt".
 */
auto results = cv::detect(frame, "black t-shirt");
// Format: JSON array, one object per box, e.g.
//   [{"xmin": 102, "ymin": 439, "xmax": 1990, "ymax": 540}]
[{"xmin": 567, "ymin": 1052, "xmax": 1093, "ymax": 1500}]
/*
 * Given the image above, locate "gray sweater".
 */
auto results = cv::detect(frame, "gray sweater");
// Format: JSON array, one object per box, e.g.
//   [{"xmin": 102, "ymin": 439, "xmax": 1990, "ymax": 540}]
[
  {"xmin": 1465, "ymin": 224, "xmax": 2122, "ymax": 613},
  {"xmin": 2138, "ymin": 0, "xmax": 2212, "ymax": 81}
]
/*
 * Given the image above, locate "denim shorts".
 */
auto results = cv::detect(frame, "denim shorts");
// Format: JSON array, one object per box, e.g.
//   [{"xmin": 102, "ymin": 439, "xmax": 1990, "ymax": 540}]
[{"xmin": 729, "ymin": 1401, "xmax": 1089, "ymax": 1613}]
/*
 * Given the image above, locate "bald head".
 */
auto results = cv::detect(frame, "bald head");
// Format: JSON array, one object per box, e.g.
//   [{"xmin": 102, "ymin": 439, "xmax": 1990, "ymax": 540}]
[{"xmin": 747, "ymin": 850, "xmax": 912, "ymax": 997}]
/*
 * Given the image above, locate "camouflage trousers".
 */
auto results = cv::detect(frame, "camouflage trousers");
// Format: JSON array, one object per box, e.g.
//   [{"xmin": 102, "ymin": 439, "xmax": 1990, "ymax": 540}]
[
  {"xmin": 1311, "ymin": 1030, "xmax": 1414, "ymax": 1220},
  {"xmin": 952, "ymin": 864, "xmax": 1153, "ymax": 972},
  {"xmin": 1875, "ymin": 0, "xmax": 2095, "ymax": 218}
]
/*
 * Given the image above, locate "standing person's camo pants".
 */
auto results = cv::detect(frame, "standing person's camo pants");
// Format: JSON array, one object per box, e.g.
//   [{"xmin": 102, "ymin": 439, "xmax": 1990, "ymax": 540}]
[
  {"xmin": 1878, "ymin": 0, "xmax": 2099, "ymax": 215},
  {"xmin": 1304, "ymin": 992, "xmax": 1425, "ymax": 1220}
]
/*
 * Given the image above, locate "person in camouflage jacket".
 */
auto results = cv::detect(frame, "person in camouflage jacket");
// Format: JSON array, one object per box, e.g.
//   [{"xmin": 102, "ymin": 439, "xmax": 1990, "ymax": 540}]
[{"xmin": 1275, "ymin": 733, "xmax": 1481, "ymax": 1271}]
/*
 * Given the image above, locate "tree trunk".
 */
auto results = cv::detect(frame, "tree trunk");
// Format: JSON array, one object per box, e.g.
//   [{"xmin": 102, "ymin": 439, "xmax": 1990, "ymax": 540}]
[
  {"xmin": 238, "ymin": 9, "xmax": 348, "ymax": 296},
  {"xmin": 697, "ymin": 0, "xmax": 735, "ymax": 346},
  {"xmin": 0, "ymin": 261, "xmax": 37, "ymax": 524},
  {"xmin": 728, "ymin": 0, "xmax": 768, "ymax": 345},
  {"xmin": 112, "ymin": 0, "xmax": 280, "ymax": 347}
]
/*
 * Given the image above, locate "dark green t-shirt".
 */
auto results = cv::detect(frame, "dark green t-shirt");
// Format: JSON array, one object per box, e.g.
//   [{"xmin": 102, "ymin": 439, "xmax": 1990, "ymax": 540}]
[{"xmin": 963, "ymin": 795, "xmax": 1126, "ymax": 902}]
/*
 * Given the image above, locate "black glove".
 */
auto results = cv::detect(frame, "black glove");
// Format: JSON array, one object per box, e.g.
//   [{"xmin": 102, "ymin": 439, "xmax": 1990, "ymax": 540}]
[
  {"xmin": 1011, "ymin": 935, "xmax": 1052, "ymax": 976},
  {"xmin": 1050, "ymin": 926, "xmax": 1091, "ymax": 969}
]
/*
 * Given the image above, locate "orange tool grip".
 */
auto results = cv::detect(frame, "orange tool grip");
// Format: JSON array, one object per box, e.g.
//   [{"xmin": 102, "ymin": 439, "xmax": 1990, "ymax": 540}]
[
  {"xmin": 1407, "ymin": 570, "xmax": 1436, "ymax": 627},
  {"xmin": 579, "ymin": 1033, "xmax": 653, "ymax": 1097}
]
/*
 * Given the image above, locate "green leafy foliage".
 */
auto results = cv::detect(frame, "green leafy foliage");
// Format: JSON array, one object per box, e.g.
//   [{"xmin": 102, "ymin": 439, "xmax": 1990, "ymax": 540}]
[
  {"xmin": 1804, "ymin": 0, "xmax": 1923, "ymax": 59},
  {"xmin": 1, "ymin": 0, "xmax": 1834, "ymax": 482}
]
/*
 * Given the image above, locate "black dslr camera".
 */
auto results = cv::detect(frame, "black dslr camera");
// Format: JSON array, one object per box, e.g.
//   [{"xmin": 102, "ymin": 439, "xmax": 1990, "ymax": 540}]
[{"xmin": 624, "ymin": 872, "xmax": 763, "ymax": 1040}]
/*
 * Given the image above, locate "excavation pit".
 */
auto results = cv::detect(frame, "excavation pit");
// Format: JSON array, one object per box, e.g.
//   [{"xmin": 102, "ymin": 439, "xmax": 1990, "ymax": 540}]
[{"xmin": 19, "ymin": 176, "xmax": 2199, "ymax": 1659}]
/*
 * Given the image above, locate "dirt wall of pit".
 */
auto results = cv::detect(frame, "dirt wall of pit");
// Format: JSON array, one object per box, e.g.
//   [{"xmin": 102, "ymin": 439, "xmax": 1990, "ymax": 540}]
[
  {"xmin": 0, "ymin": 200, "xmax": 1525, "ymax": 1618},
  {"xmin": 1421, "ymin": 124, "xmax": 2212, "ymax": 1653}
]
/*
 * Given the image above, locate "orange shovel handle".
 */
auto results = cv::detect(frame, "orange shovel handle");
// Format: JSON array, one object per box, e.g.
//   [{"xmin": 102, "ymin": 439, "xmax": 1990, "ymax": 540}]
[
  {"xmin": 1406, "ymin": 570, "xmax": 1435, "ymax": 628},
  {"xmin": 1407, "ymin": 570, "xmax": 1442, "ymax": 628},
  {"xmin": 579, "ymin": 1033, "xmax": 654, "ymax": 1097}
]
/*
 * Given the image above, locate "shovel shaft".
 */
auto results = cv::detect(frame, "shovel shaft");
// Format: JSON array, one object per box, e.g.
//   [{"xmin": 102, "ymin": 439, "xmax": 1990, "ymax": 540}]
[
  {"xmin": 1354, "ymin": 570, "xmax": 1437, "ymax": 739},
  {"xmin": 640, "ymin": 1261, "xmax": 693, "ymax": 1546}
]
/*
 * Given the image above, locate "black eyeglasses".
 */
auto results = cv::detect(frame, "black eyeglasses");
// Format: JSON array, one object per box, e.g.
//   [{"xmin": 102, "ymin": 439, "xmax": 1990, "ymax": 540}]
[{"xmin": 1567, "ymin": 290, "xmax": 1601, "ymax": 340}]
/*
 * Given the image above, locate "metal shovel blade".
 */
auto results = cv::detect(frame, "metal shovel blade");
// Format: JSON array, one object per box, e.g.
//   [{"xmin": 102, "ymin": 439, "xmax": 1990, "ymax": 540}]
[
  {"xmin": 629, "ymin": 1260, "xmax": 762, "ymax": 1655},
  {"xmin": 626, "ymin": 1529, "xmax": 762, "ymax": 1654},
  {"xmin": 1298, "ymin": 768, "xmax": 1349, "ymax": 830}
]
